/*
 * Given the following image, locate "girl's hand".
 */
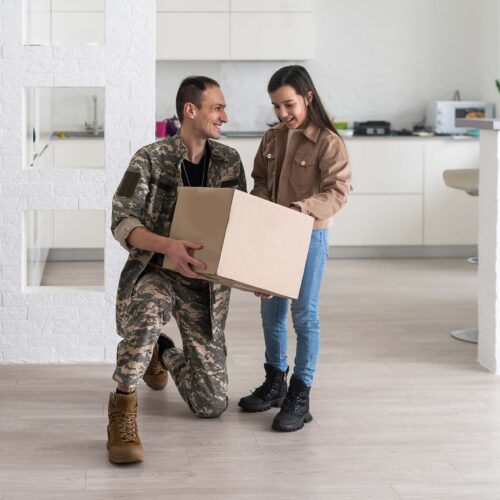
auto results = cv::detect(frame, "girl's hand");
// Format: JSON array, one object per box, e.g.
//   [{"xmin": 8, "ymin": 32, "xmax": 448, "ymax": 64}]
[{"xmin": 254, "ymin": 292, "xmax": 273, "ymax": 299}]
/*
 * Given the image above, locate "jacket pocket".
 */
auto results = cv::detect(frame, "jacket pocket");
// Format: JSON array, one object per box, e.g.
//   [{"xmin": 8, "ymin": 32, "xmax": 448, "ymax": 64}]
[
  {"xmin": 292, "ymin": 154, "xmax": 317, "ymax": 190},
  {"xmin": 294, "ymin": 153, "xmax": 315, "ymax": 169}
]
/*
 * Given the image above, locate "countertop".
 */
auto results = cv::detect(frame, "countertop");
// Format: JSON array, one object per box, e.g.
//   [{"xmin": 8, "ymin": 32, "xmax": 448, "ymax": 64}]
[{"xmin": 219, "ymin": 132, "xmax": 478, "ymax": 141}]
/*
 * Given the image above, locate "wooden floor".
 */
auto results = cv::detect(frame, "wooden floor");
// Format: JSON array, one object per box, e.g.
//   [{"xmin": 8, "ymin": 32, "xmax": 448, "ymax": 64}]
[
  {"xmin": 2, "ymin": 259, "xmax": 500, "ymax": 499},
  {"xmin": 41, "ymin": 261, "xmax": 104, "ymax": 286}
]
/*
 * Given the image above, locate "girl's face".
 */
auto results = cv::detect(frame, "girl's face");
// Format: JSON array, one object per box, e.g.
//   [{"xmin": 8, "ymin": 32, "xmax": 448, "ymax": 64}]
[{"xmin": 269, "ymin": 84, "xmax": 312, "ymax": 129}]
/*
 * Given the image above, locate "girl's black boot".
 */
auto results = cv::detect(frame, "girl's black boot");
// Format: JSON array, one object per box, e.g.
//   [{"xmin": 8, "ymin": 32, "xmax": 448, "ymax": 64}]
[
  {"xmin": 272, "ymin": 375, "xmax": 313, "ymax": 432},
  {"xmin": 238, "ymin": 363, "xmax": 288, "ymax": 412}
]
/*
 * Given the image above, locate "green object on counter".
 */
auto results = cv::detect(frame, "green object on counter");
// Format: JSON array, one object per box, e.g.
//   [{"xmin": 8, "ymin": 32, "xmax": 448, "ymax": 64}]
[
  {"xmin": 333, "ymin": 121, "xmax": 348, "ymax": 130},
  {"xmin": 465, "ymin": 129, "xmax": 480, "ymax": 137}
]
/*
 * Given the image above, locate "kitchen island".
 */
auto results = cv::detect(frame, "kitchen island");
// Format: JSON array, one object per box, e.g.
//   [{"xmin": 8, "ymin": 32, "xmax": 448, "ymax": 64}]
[{"xmin": 220, "ymin": 134, "xmax": 479, "ymax": 257}]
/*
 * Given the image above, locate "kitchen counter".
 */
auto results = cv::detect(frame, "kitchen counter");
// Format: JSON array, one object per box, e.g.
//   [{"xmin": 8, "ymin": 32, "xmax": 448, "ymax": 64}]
[
  {"xmin": 220, "ymin": 131, "xmax": 478, "ymax": 141},
  {"xmin": 51, "ymin": 131, "xmax": 104, "ymax": 140}
]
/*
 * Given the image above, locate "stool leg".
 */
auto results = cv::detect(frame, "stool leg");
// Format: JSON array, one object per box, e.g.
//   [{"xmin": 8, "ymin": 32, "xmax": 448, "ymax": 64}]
[{"xmin": 450, "ymin": 327, "xmax": 478, "ymax": 344}]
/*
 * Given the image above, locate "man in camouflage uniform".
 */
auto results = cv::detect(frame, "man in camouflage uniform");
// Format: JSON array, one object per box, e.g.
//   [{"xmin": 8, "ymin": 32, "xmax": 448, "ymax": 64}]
[{"xmin": 107, "ymin": 76, "xmax": 246, "ymax": 464}]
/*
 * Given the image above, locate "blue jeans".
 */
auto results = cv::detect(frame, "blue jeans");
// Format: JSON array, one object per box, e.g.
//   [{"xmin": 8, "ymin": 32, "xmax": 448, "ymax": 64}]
[{"xmin": 260, "ymin": 229, "xmax": 329, "ymax": 387}]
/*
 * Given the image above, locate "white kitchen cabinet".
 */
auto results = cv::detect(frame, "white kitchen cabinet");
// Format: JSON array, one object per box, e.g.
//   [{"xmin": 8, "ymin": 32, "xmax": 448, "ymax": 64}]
[
  {"xmin": 26, "ymin": 0, "xmax": 104, "ymax": 46},
  {"xmin": 331, "ymin": 137, "xmax": 479, "ymax": 247},
  {"xmin": 231, "ymin": 13, "xmax": 314, "ymax": 60},
  {"xmin": 156, "ymin": 13, "xmax": 230, "ymax": 60},
  {"xmin": 424, "ymin": 140, "xmax": 479, "ymax": 245},
  {"xmin": 52, "ymin": 139, "xmax": 104, "ymax": 168},
  {"xmin": 330, "ymin": 195, "xmax": 423, "ymax": 246},
  {"xmin": 26, "ymin": 11, "xmax": 51, "ymax": 45},
  {"xmin": 52, "ymin": 210, "xmax": 105, "ymax": 248},
  {"xmin": 157, "ymin": 0, "xmax": 229, "ymax": 11},
  {"xmin": 219, "ymin": 136, "xmax": 479, "ymax": 248},
  {"xmin": 27, "ymin": 0, "xmax": 50, "ymax": 10},
  {"xmin": 51, "ymin": 0, "xmax": 104, "ymax": 11},
  {"xmin": 51, "ymin": 12, "xmax": 104, "ymax": 46},
  {"xmin": 155, "ymin": 2, "xmax": 314, "ymax": 60},
  {"xmin": 231, "ymin": 0, "xmax": 314, "ymax": 12},
  {"xmin": 345, "ymin": 139, "xmax": 423, "ymax": 193},
  {"xmin": 218, "ymin": 137, "xmax": 260, "ymax": 192}
]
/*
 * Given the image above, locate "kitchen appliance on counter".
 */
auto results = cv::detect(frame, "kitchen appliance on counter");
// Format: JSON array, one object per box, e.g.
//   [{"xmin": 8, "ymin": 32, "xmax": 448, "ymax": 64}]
[
  {"xmin": 353, "ymin": 121, "xmax": 391, "ymax": 136},
  {"xmin": 426, "ymin": 101, "xmax": 495, "ymax": 134},
  {"xmin": 221, "ymin": 131, "xmax": 265, "ymax": 138}
]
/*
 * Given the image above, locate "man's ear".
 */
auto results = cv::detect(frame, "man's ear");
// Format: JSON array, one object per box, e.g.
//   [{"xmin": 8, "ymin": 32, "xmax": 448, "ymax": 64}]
[{"xmin": 184, "ymin": 102, "xmax": 197, "ymax": 120}]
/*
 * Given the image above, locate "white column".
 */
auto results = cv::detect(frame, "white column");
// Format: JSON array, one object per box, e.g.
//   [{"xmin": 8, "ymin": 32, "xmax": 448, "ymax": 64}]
[
  {"xmin": 0, "ymin": 0, "xmax": 155, "ymax": 363},
  {"xmin": 478, "ymin": 130, "xmax": 500, "ymax": 373},
  {"xmin": 458, "ymin": 118, "xmax": 500, "ymax": 374}
]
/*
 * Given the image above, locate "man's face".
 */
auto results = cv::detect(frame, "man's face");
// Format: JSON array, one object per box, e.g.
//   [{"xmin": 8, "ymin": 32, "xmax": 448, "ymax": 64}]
[{"xmin": 192, "ymin": 86, "xmax": 228, "ymax": 140}]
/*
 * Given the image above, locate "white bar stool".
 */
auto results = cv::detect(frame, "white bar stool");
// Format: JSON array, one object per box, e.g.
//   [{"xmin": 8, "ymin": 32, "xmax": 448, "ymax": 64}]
[{"xmin": 442, "ymin": 168, "xmax": 479, "ymax": 344}]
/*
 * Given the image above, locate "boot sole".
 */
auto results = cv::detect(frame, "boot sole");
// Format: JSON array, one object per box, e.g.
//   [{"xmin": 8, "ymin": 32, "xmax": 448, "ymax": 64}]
[
  {"xmin": 238, "ymin": 398, "xmax": 285, "ymax": 413},
  {"xmin": 107, "ymin": 443, "xmax": 144, "ymax": 464},
  {"xmin": 272, "ymin": 412, "xmax": 313, "ymax": 432}
]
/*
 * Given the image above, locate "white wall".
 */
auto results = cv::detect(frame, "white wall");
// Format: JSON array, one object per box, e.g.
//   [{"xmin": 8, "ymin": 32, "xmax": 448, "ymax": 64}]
[
  {"xmin": 156, "ymin": 0, "xmax": 500, "ymax": 131},
  {"xmin": 478, "ymin": 0, "xmax": 500, "ymax": 108},
  {"xmin": 0, "ymin": 0, "xmax": 155, "ymax": 363}
]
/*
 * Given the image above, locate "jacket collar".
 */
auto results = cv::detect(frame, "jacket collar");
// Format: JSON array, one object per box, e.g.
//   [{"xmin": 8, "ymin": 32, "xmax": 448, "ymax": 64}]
[
  {"xmin": 272, "ymin": 119, "xmax": 321, "ymax": 143},
  {"xmin": 207, "ymin": 139, "xmax": 229, "ymax": 160},
  {"xmin": 168, "ymin": 133, "xmax": 227, "ymax": 160},
  {"xmin": 162, "ymin": 133, "xmax": 228, "ymax": 188}
]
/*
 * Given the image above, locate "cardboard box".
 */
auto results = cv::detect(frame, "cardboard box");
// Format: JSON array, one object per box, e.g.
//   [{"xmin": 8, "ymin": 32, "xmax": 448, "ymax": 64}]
[{"xmin": 163, "ymin": 187, "xmax": 314, "ymax": 299}]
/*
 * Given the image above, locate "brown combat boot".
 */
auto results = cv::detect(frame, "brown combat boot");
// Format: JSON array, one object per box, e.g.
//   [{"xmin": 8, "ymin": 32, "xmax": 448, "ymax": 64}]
[
  {"xmin": 107, "ymin": 391, "xmax": 144, "ymax": 464},
  {"xmin": 143, "ymin": 344, "xmax": 168, "ymax": 390}
]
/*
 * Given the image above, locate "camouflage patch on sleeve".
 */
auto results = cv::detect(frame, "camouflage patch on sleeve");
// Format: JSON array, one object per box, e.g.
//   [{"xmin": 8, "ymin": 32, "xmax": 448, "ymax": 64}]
[{"xmin": 116, "ymin": 171, "xmax": 141, "ymax": 198}]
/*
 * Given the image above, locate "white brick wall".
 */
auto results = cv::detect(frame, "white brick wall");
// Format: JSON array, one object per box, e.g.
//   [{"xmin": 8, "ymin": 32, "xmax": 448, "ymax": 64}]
[{"xmin": 0, "ymin": 0, "xmax": 155, "ymax": 362}]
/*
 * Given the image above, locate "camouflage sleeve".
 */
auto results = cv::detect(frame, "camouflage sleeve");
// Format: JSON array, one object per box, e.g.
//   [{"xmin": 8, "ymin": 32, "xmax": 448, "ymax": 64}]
[
  {"xmin": 236, "ymin": 152, "xmax": 247, "ymax": 194},
  {"xmin": 111, "ymin": 148, "xmax": 152, "ymax": 252}
]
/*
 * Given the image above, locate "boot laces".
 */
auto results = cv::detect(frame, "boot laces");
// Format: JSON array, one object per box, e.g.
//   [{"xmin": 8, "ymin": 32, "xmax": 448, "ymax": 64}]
[
  {"xmin": 283, "ymin": 391, "xmax": 305, "ymax": 414},
  {"xmin": 253, "ymin": 375, "xmax": 279, "ymax": 400},
  {"xmin": 110, "ymin": 407, "xmax": 140, "ymax": 443}
]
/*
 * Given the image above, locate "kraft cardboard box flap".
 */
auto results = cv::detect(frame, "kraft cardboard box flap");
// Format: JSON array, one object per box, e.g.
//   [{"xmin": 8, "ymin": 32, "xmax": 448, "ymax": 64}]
[
  {"xmin": 163, "ymin": 187, "xmax": 233, "ymax": 274},
  {"xmin": 217, "ymin": 189, "xmax": 313, "ymax": 298}
]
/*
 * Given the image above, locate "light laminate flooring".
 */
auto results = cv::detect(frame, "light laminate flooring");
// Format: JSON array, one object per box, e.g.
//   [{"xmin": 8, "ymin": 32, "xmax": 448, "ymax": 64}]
[
  {"xmin": 41, "ymin": 261, "xmax": 104, "ymax": 286},
  {"xmin": 2, "ymin": 259, "xmax": 500, "ymax": 499}
]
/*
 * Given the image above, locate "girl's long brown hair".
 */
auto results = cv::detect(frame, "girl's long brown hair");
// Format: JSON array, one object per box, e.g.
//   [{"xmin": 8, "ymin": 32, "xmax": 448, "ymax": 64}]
[{"xmin": 268, "ymin": 65, "xmax": 340, "ymax": 137}]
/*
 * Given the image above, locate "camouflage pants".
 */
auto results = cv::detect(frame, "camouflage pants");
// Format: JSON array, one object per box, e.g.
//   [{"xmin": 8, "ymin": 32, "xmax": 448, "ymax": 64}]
[{"xmin": 113, "ymin": 265, "xmax": 228, "ymax": 418}]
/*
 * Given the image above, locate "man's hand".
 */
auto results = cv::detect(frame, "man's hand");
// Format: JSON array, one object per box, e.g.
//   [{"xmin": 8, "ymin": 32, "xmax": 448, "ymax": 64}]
[
  {"xmin": 126, "ymin": 228, "xmax": 207, "ymax": 280},
  {"xmin": 164, "ymin": 239, "xmax": 207, "ymax": 280},
  {"xmin": 254, "ymin": 292, "xmax": 273, "ymax": 299}
]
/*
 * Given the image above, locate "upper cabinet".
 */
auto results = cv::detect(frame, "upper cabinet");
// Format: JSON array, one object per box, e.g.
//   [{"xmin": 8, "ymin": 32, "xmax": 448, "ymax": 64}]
[
  {"xmin": 230, "ymin": 12, "xmax": 314, "ymax": 61},
  {"xmin": 156, "ymin": 0, "xmax": 230, "ymax": 11},
  {"xmin": 230, "ymin": 0, "xmax": 314, "ymax": 12},
  {"xmin": 157, "ymin": 13, "xmax": 230, "ymax": 60},
  {"xmin": 25, "ymin": 0, "xmax": 104, "ymax": 46},
  {"xmin": 156, "ymin": 0, "xmax": 315, "ymax": 60}
]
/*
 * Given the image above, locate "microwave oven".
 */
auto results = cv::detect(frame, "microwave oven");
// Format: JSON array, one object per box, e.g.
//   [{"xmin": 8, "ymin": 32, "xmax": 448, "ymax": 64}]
[{"xmin": 426, "ymin": 101, "xmax": 495, "ymax": 134}]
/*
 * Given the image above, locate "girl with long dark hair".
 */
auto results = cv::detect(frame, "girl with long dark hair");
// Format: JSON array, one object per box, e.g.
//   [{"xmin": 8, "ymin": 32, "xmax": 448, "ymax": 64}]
[{"xmin": 238, "ymin": 65, "xmax": 351, "ymax": 432}]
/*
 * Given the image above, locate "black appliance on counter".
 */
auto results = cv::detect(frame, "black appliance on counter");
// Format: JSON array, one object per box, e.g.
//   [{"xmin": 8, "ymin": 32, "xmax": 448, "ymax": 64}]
[{"xmin": 353, "ymin": 121, "xmax": 391, "ymax": 136}]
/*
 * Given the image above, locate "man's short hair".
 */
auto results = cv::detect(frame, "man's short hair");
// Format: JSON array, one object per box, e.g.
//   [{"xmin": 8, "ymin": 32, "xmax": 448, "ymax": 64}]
[{"xmin": 175, "ymin": 76, "xmax": 220, "ymax": 123}]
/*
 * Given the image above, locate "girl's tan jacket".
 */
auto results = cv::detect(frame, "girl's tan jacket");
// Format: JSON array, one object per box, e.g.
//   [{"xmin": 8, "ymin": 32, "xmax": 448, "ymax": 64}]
[{"xmin": 251, "ymin": 120, "xmax": 352, "ymax": 229}]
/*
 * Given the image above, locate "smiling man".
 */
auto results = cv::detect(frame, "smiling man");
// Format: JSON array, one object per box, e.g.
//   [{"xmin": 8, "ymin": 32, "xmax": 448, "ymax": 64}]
[{"xmin": 107, "ymin": 76, "xmax": 246, "ymax": 464}]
